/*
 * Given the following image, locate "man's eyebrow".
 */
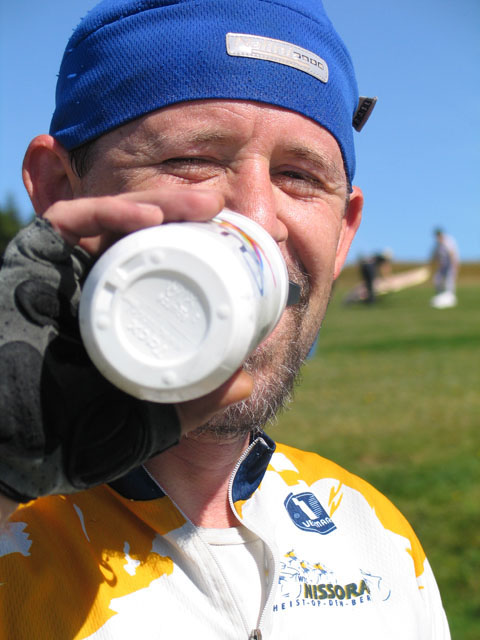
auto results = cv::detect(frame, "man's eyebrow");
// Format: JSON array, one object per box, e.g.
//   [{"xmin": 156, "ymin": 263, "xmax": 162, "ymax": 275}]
[
  {"xmin": 182, "ymin": 130, "xmax": 240, "ymax": 146},
  {"xmin": 283, "ymin": 145, "xmax": 346, "ymax": 185},
  {"xmin": 131, "ymin": 128, "xmax": 240, "ymax": 156}
]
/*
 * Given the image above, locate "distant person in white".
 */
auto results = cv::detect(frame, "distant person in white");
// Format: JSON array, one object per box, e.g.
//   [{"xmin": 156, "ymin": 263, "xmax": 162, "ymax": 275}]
[{"xmin": 430, "ymin": 228, "xmax": 459, "ymax": 308}]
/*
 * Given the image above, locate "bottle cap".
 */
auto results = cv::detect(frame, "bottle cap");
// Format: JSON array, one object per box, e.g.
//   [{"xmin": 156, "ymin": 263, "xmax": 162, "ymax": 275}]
[{"xmin": 79, "ymin": 210, "xmax": 288, "ymax": 402}]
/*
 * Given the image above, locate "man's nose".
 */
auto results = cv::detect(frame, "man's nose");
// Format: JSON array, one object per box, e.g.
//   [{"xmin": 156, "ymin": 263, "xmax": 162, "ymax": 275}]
[{"xmin": 224, "ymin": 164, "xmax": 288, "ymax": 244}]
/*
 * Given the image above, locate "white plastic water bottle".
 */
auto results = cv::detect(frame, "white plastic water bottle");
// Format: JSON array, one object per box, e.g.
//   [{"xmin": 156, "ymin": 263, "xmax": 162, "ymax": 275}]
[{"xmin": 79, "ymin": 210, "xmax": 290, "ymax": 402}]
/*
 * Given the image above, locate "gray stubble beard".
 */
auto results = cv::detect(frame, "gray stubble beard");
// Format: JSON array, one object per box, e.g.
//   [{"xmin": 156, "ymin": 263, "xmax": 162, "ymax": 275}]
[{"xmin": 190, "ymin": 263, "xmax": 322, "ymax": 441}]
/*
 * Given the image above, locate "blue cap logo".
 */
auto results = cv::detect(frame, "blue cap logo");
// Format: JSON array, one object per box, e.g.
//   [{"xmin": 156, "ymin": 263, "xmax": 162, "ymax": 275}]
[{"xmin": 284, "ymin": 491, "xmax": 336, "ymax": 535}]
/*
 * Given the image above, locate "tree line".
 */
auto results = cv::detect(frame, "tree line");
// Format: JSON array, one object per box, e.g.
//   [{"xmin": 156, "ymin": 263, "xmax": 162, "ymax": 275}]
[{"xmin": 0, "ymin": 195, "xmax": 33, "ymax": 257}]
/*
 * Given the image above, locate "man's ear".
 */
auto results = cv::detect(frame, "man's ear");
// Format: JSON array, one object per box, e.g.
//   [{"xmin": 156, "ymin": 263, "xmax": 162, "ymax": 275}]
[
  {"xmin": 333, "ymin": 185, "xmax": 363, "ymax": 280},
  {"xmin": 22, "ymin": 135, "xmax": 78, "ymax": 215}
]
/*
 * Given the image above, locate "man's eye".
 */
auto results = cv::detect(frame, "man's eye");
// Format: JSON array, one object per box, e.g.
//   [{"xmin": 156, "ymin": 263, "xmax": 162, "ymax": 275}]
[
  {"xmin": 282, "ymin": 170, "xmax": 307, "ymax": 180},
  {"xmin": 159, "ymin": 157, "xmax": 219, "ymax": 180},
  {"xmin": 283, "ymin": 170, "xmax": 323, "ymax": 184},
  {"xmin": 274, "ymin": 170, "xmax": 327, "ymax": 196},
  {"xmin": 163, "ymin": 157, "xmax": 207, "ymax": 167}
]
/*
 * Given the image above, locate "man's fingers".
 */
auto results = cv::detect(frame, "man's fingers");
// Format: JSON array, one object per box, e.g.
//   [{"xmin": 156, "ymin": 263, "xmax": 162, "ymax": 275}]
[
  {"xmin": 43, "ymin": 197, "xmax": 164, "ymax": 248},
  {"xmin": 118, "ymin": 188, "xmax": 225, "ymax": 222},
  {"xmin": 42, "ymin": 188, "xmax": 225, "ymax": 255},
  {"xmin": 175, "ymin": 370, "xmax": 254, "ymax": 436},
  {"xmin": 211, "ymin": 370, "xmax": 255, "ymax": 410}
]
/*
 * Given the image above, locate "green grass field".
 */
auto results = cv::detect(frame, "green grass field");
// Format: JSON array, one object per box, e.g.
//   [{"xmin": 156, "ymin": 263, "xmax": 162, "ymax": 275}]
[{"xmin": 271, "ymin": 263, "xmax": 480, "ymax": 639}]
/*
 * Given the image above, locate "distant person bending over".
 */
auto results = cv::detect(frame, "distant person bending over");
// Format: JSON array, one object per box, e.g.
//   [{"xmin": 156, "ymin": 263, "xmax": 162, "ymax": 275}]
[
  {"xmin": 359, "ymin": 250, "xmax": 392, "ymax": 304},
  {"xmin": 430, "ymin": 228, "xmax": 459, "ymax": 308}
]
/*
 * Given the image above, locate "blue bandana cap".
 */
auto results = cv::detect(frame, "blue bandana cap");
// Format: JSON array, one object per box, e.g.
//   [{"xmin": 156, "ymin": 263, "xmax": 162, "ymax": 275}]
[{"xmin": 50, "ymin": 0, "xmax": 369, "ymax": 184}]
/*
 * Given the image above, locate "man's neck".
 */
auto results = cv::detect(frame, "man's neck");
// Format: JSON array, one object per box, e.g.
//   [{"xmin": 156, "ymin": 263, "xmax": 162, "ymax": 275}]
[{"xmin": 145, "ymin": 433, "xmax": 251, "ymax": 528}]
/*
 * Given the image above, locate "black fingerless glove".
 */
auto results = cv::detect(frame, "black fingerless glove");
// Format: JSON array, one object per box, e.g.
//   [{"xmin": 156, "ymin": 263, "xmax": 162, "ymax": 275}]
[{"xmin": 0, "ymin": 219, "xmax": 180, "ymax": 503}]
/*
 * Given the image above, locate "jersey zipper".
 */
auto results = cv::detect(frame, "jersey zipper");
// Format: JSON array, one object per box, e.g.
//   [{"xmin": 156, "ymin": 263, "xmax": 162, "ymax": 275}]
[
  {"xmin": 144, "ymin": 453, "xmax": 262, "ymax": 638},
  {"xmin": 228, "ymin": 435, "xmax": 280, "ymax": 639},
  {"xmin": 143, "ymin": 436, "xmax": 278, "ymax": 639}
]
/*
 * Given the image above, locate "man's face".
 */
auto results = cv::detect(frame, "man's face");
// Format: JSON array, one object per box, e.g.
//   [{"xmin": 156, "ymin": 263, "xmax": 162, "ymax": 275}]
[{"xmin": 74, "ymin": 100, "xmax": 362, "ymax": 436}]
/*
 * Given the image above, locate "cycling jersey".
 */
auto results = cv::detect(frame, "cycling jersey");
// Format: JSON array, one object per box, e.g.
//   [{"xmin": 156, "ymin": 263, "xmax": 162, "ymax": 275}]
[{"xmin": 0, "ymin": 433, "xmax": 450, "ymax": 639}]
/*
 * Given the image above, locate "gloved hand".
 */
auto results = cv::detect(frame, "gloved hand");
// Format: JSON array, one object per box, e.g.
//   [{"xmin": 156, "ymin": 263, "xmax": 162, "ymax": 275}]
[{"xmin": 0, "ymin": 218, "xmax": 180, "ymax": 503}]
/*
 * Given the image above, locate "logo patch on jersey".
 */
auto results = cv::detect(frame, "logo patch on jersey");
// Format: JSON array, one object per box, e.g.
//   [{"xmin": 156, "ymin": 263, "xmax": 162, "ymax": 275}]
[{"xmin": 284, "ymin": 492, "xmax": 336, "ymax": 535}]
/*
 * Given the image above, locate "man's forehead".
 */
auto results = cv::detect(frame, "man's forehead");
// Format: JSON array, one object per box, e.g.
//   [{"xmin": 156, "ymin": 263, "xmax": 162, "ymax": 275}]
[{"xmin": 107, "ymin": 101, "xmax": 344, "ymax": 162}]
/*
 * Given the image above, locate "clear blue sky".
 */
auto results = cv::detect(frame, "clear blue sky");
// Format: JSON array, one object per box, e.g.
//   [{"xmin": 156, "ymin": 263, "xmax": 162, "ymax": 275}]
[{"xmin": 1, "ymin": 0, "xmax": 479, "ymax": 261}]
